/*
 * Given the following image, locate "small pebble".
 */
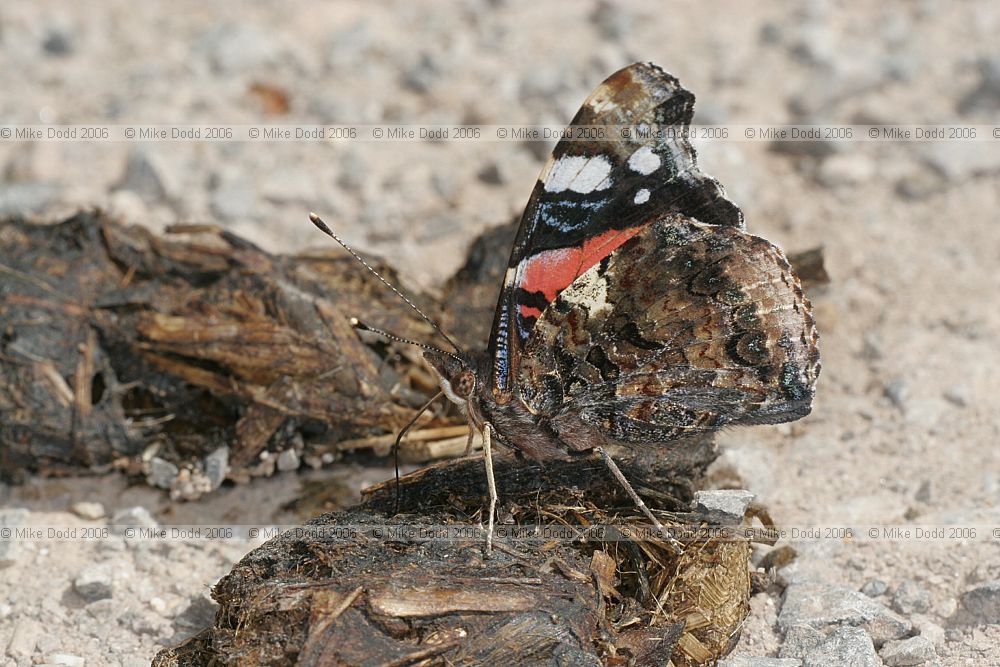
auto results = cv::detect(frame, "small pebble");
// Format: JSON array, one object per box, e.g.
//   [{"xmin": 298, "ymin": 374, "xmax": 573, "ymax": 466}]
[
  {"xmin": 880, "ymin": 635, "xmax": 936, "ymax": 666},
  {"xmin": 73, "ymin": 564, "xmax": 114, "ymax": 602},
  {"xmin": 204, "ymin": 447, "xmax": 229, "ymax": 489},
  {"xmin": 862, "ymin": 579, "xmax": 889, "ymax": 597},
  {"xmin": 693, "ymin": 489, "xmax": 755, "ymax": 524},
  {"xmin": 276, "ymin": 448, "xmax": 300, "ymax": 472},
  {"xmin": 803, "ymin": 627, "xmax": 879, "ymax": 667},
  {"xmin": 961, "ymin": 580, "xmax": 1000, "ymax": 623},
  {"xmin": 893, "ymin": 580, "xmax": 932, "ymax": 615},
  {"xmin": 70, "ymin": 502, "xmax": 106, "ymax": 521},
  {"xmin": 5, "ymin": 619, "xmax": 42, "ymax": 659}
]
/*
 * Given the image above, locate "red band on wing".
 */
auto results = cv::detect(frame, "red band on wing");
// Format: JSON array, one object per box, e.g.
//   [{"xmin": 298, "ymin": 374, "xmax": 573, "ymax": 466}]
[{"xmin": 517, "ymin": 225, "xmax": 647, "ymax": 321}]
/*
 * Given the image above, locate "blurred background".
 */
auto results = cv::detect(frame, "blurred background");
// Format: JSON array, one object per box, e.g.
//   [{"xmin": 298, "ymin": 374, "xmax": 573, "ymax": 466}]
[
  {"xmin": 1, "ymin": 1, "xmax": 994, "ymax": 287},
  {"xmin": 1, "ymin": 1, "xmax": 999, "ymax": 664}
]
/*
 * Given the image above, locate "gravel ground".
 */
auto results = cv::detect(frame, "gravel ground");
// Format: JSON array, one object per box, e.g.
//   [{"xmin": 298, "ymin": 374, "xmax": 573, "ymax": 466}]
[{"xmin": 2, "ymin": 1, "xmax": 1000, "ymax": 665}]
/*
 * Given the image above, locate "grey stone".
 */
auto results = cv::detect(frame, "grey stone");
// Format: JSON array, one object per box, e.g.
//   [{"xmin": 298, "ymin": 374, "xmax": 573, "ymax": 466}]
[
  {"xmin": 693, "ymin": 489, "xmax": 755, "ymax": 524},
  {"xmin": 884, "ymin": 377, "xmax": 910, "ymax": 410},
  {"xmin": 935, "ymin": 597, "xmax": 957, "ymax": 619},
  {"xmin": 5, "ymin": 619, "xmax": 42, "ymax": 659},
  {"xmin": 769, "ymin": 136, "xmax": 839, "ymax": 160},
  {"xmin": 110, "ymin": 506, "xmax": 158, "ymax": 534},
  {"xmin": 861, "ymin": 579, "xmax": 889, "ymax": 597},
  {"xmin": 880, "ymin": 636, "xmax": 936, "ymax": 665},
  {"xmin": 958, "ymin": 56, "xmax": 1000, "ymax": 115},
  {"xmin": 590, "ymin": 0, "xmax": 633, "ymax": 41},
  {"xmin": 895, "ymin": 163, "xmax": 948, "ymax": 200},
  {"xmin": 42, "ymin": 28, "xmax": 74, "ymax": 56},
  {"xmin": 759, "ymin": 22, "xmax": 783, "ymax": 44},
  {"xmin": 719, "ymin": 657, "xmax": 802, "ymax": 667},
  {"xmin": 85, "ymin": 598, "xmax": 114, "ymax": 621},
  {"xmin": 893, "ymin": 580, "xmax": 932, "ymax": 615},
  {"xmin": 914, "ymin": 480, "xmax": 932, "ymax": 503},
  {"xmin": 0, "ymin": 182, "xmax": 58, "ymax": 215},
  {"xmin": 204, "ymin": 447, "xmax": 229, "ymax": 490},
  {"xmin": 942, "ymin": 385, "xmax": 969, "ymax": 408},
  {"xmin": 148, "ymin": 457, "xmax": 179, "ymax": 489},
  {"xmin": 787, "ymin": 25, "xmax": 836, "ymax": 69},
  {"xmin": 276, "ymin": 448, "xmax": 300, "ymax": 472},
  {"xmin": 779, "ymin": 581, "xmax": 911, "ymax": 646},
  {"xmin": 74, "ymin": 564, "xmax": 114, "ymax": 602},
  {"xmin": 912, "ymin": 616, "xmax": 945, "ymax": 646},
  {"xmin": 477, "ymin": 161, "xmax": 504, "ymax": 186},
  {"xmin": 803, "ymin": 627, "xmax": 879, "ymax": 667},
  {"xmin": 115, "ymin": 149, "xmax": 176, "ymax": 202},
  {"xmin": 779, "ymin": 624, "xmax": 824, "ymax": 659},
  {"xmin": 70, "ymin": 501, "xmax": 106, "ymax": 520},
  {"xmin": 431, "ymin": 170, "xmax": 460, "ymax": 200},
  {"xmin": 961, "ymin": 580, "xmax": 1000, "ymax": 623},
  {"xmin": 172, "ymin": 594, "xmax": 219, "ymax": 637},
  {"xmin": 124, "ymin": 609, "xmax": 170, "ymax": 636},
  {"xmin": 402, "ymin": 52, "xmax": 443, "ymax": 94}
]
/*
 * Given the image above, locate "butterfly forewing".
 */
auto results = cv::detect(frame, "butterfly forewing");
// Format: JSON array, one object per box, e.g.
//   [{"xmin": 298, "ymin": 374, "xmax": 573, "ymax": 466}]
[{"xmin": 487, "ymin": 62, "xmax": 743, "ymax": 397}]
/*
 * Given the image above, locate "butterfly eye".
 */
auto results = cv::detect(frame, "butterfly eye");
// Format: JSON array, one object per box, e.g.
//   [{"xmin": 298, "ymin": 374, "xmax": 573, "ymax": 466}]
[{"xmin": 456, "ymin": 372, "xmax": 476, "ymax": 398}]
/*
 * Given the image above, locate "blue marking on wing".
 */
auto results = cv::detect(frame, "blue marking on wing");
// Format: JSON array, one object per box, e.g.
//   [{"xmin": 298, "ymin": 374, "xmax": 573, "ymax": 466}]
[
  {"xmin": 493, "ymin": 306, "xmax": 511, "ymax": 390},
  {"xmin": 536, "ymin": 197, "xmax": 609, "ymax": 233}
]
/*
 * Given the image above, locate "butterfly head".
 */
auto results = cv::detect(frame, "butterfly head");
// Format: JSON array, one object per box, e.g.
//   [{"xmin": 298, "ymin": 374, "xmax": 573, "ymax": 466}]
[{"xmin": 423, "ymin": 350, "xmax": 477, "ymax": 407}]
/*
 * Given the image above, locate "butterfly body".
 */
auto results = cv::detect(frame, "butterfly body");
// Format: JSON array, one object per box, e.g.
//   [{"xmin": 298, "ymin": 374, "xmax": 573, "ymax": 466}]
[{"xmin": 422, "ymin": 63, "xmax": 818, "ymax": 474}]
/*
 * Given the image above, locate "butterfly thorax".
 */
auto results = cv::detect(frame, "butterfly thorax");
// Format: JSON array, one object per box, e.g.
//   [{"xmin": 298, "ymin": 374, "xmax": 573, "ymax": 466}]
[{"xmin": 424, "ymin": 348, "xmax": 592, "ymax": 462}]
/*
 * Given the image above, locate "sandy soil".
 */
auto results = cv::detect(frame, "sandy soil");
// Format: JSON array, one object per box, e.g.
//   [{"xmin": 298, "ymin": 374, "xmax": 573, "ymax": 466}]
[{"xmin": 1, "ymin": 1, "xmax": 999, "ymax": 665}]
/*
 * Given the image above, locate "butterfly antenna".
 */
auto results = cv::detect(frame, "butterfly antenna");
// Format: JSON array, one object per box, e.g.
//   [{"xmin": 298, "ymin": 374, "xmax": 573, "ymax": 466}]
[
  {"xmin": 391, "ymin": 391, "xmax": 443, "ymax": 515},
  {"xmin": 351, "ymin": 318, "xmax": 463, "ymax": 363},
  {"xmin": 309, "ymin": 212, "xmax": 462, "ymax": 354}
]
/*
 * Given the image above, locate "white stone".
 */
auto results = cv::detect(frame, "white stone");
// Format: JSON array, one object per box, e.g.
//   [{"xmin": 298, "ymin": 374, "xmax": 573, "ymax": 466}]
[
  {"xmin": 5, "ymin": 619, "xmax": 42, "ymax": 659},
  {"xmin": 633, "ymin": 188, "xmax": 650, "ymax": 204},
  {"xmin": 277, "ymin": 448, "xmax": 300, "ymax": 472},
  {"xmin": 70, "ymin": 502, "xmax": 106, "ymax": 520}
]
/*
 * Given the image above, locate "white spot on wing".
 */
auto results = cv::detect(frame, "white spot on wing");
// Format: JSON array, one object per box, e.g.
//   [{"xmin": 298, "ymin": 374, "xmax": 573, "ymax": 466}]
[
  {"xmin": 628, "ymin": 146, "xmax": 660, "ymax": 175},
  {"xmin": 634, "ymin": 188, "xmax": 650, "ymax": 204},
  {"xmin": 560, "ymin": 270, "xmax": 612, "ymax": 316},
  {"xmin": 543, "ymin": 155, "xmax": 613, "ymax": 194}
]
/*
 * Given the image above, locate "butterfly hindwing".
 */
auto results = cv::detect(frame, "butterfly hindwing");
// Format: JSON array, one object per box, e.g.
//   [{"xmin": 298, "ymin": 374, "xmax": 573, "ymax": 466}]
[
  {"xmin": 517, "ymin": 214, "xmax": 820, "ymax": 448},
  {"xmin": 487, "ymin": 63, "xmax": 742, "ymax": 396}
]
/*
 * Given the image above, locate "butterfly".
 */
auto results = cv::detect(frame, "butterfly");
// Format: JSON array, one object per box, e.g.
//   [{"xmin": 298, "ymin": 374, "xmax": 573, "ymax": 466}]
[{"xmin": 312, "ymin": 62, "xmax": 820, "ymax": 552}]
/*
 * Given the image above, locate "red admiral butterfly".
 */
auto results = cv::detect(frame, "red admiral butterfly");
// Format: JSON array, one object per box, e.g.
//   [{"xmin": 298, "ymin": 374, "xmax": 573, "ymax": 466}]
[{"xmin": 312, "ymin": 62, "xmax": 820, "ymax": 553}]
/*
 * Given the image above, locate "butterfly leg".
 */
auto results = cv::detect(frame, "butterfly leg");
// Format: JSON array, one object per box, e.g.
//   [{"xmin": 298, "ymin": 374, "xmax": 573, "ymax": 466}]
[
  {"xmin": 482, "ymin": 422, "xmax": 497, "ymax": 556},
  {"xmin": 595, "ymin": 447, "xmax": 682, "ymax": 554},
  {"xmin": 464, "ymin": 427, "xmax": 474, "ymax": 456}
]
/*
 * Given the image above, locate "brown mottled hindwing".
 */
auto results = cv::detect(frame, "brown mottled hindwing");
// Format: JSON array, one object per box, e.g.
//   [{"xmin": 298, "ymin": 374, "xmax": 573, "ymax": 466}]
[{"xmin": 518, "ymin": 214, "xmax": 820, "ymax": 448}]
